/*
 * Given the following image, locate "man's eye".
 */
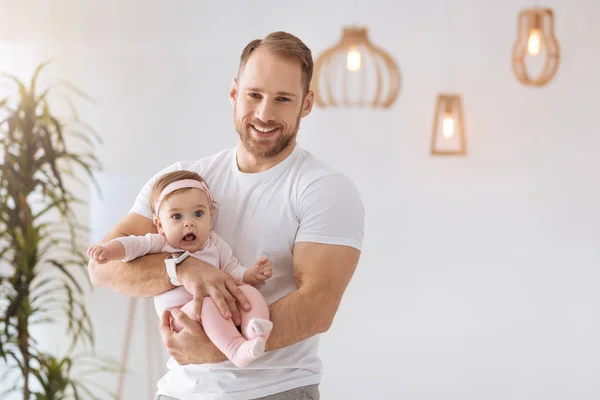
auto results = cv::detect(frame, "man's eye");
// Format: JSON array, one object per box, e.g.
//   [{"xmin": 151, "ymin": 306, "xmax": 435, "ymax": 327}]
[
  {"xmin": 248, "ymin": 93, "xmax": 261, "ymax": 99},
  {"xmin": 277, "ymin": 97, "xmax": 290, "ymax": 102}
]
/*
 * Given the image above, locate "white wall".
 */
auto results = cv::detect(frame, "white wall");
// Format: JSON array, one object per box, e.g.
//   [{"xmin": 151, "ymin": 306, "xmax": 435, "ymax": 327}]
[{"xmin": 1, "ymin": 0, "xmax": 599, "ymax": 399}]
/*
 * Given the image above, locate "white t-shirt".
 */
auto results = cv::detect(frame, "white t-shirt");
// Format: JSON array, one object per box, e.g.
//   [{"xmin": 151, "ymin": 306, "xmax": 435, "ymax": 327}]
[{"xmin": 130, "ymin": 144, "xmax": 364, "ymax": 400}]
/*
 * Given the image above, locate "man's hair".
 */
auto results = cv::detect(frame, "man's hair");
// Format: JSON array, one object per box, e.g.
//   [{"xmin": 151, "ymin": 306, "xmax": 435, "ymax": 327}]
[
  {"xmin": 238, "ymin": 31, "xmax": 313, "ymax": 96},
  {"xmin": 150, "ymin": 170, "xmax": 211, "ymax": 215}
]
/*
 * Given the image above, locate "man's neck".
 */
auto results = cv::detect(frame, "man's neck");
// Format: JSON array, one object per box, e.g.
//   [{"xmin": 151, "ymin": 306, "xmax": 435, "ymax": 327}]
[{"xmin": 235, "ymin": 141, "xmax": 296, "ymax": 173}]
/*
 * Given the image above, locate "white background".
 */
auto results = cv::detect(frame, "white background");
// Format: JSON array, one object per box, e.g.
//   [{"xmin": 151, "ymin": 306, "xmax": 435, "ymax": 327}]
[{"xmin": 1, "ymin": 1, "xmax": 599, "ymax": 399}]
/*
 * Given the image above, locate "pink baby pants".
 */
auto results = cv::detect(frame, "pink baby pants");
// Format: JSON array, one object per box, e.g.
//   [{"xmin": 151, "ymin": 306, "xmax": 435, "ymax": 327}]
[{"xmin": 174, "ymin": 284, "xmax": 273, "ymax": 367}]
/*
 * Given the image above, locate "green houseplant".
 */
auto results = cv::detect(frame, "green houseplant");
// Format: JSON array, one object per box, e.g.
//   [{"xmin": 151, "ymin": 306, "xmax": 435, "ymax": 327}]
[{"xmin": 0, "ymin": 61, "xmax": 117, "ymax": 399}]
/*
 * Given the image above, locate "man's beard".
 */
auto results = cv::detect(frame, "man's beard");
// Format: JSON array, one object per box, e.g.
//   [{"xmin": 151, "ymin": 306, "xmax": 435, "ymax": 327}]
[{"xmin": 235, "ymin": 110, "xmax": 301, "ymax": 159}]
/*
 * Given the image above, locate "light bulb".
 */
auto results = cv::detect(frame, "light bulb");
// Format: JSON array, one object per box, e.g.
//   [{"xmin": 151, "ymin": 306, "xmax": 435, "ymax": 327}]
[
  {"xmin": 442, "ymin": 113, "xmax": 454, "ymax": 138},
  {"xmin": 527, "ymin": 28, "xmax": 541, "ymax": 56},
  {"xmin": 346, "ymin": 48, "xmax": 361, "ymax": 71}
]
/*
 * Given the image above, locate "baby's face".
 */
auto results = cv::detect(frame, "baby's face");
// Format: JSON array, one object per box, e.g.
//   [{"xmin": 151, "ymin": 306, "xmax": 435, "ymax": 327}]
[{"xmin": 156, "ymin": 188, "xmax": 212, "ymax": 252}]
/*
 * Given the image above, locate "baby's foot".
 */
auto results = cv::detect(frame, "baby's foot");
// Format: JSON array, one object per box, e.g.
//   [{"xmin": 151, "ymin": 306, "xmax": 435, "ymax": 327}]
[
  {"xmin": 250, "ymin": 337, "xmax": 267, "ymax": 358},
  {"xmin": 246, "ymin": 318, "xmax": 273, "ymax": 339},
  {"xmin": 230, "ymin": 336, "xmax": 267, "ymax": 367}
]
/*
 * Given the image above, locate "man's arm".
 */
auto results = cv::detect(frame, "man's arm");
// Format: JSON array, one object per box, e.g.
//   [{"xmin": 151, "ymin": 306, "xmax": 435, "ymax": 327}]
[
  {"xmin": 88, "ymin": 212, "xmax": 251, "ymax": 322},
  {"xmin": 265, "ymin": 241, "xmax": 360, "ymax": 351},
  {"xmin": 161, "ymin": 241, "xmax": 360, "ymax": 364},
  {"xmin": 87, "ymin": 213, "xmax": 173, "ymax": 297}
]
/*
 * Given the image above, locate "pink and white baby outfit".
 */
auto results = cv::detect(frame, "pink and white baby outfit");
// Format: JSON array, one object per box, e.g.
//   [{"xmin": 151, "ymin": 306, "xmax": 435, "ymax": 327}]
[{"xmin": 113, "ymin": 231, "xmax": 273, "ymax": 367}]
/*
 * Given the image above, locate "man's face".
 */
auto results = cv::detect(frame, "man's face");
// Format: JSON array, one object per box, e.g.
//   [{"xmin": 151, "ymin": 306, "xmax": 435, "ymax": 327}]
[{"xmin": 230, "ymin": 48, "xmax": 313, "ymax": 159}]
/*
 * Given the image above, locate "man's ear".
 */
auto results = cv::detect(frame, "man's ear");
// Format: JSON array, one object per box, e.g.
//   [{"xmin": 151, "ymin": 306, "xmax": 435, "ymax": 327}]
[
  {"xmin": 229, "ymin": 78, "xmax": 238, "ymax": 106},
  {"xmin": 301, "ymin": 90, "xmax": 315, "ymax": 118}
]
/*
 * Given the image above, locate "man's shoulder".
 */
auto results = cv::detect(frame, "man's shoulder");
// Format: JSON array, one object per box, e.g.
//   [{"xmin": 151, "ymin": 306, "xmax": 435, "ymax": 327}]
[
  {"xmin": 291, "ymin": 148, "xmax": 364, "ymax": 230},
  {"xmin": 292, "ymin": 147, "xmax": 355, "ymax": 187}
]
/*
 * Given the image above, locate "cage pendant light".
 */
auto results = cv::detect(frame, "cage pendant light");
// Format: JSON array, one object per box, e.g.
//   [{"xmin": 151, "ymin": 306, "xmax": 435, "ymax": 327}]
[
  {"xmin": 512, "ymin": 7, "xmax": 560, "ymax": 86},
  {"xmin": 431, "ymin": 94, "xmax": 467, "ymax": 156},
  {"xmin": 430, "ymin": 0, "xmax": 467, "ymax": 156},
  {"xmin": 311, "ymin": 26, "xmax": 401, "ymax": 109}
]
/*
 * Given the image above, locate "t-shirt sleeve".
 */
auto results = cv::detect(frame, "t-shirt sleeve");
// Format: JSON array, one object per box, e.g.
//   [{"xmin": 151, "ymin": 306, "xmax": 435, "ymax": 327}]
[
  {"xmin": 295, "ymin": 172, "xmax": 365, "ymax": 251},
  {"xmin": 129, "ymin": 162, "xmax": 185, "ymax": 219}
]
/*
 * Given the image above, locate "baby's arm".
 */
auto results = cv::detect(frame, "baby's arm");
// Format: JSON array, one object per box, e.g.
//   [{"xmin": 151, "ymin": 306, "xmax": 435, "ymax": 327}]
[
  {"xmin": 213, "ymin": 233, "xmax": 272, "ymax": 286},
  {"xmin": 115, "ymin": 233, "xmax": 167, "ymax": 261},
  {"xmin": 213, "ymin": 233, "xmax": 248, "ymax": 282},
  {"xmin": 243, "ymin": 257, "xmax": 272, "ymax": 286},
  {"xmin": 87, "ymin": 240, "xmax": 126, "ymax": 264},
  {"xmin": 88, "ymin": 234, "xmax": 166, "ymax": 263}
]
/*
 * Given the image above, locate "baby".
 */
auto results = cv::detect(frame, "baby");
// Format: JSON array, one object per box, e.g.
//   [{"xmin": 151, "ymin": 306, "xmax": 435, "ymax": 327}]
[{"xmin": 87, "ymin": 170, "xmax": 273, "ymax": 367}]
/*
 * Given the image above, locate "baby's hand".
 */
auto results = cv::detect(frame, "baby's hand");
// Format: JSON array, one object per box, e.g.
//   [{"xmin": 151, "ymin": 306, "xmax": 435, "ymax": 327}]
[
  {"xmin": 243, "ymin": 256, "xmax": 273, "ymax": 286},
  {"xmin": 87, "ymin": 245, "xmax": 112, "ymax": 264},
  {"xmin": 253, "ymin": 256, "xmax": 272, "ymax": 280}
]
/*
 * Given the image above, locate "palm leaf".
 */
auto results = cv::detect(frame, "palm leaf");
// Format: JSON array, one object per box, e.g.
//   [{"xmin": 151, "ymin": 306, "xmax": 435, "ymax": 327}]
[
  {"xmin": 0, "ymin": 61, "xmax": 111, "ymax": 397},
  {"xmin": 29, "ymin": 60, "xmax": 52, "ymax": 97}
]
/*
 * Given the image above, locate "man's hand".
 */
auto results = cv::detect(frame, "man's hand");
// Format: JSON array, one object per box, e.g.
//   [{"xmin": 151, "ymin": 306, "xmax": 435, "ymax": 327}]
[
  {"xmin": 177, "ymin": 257, "xmax": 250, "ymax": 326},
  {"xmin": 159, "ymin": 309, "xmax": 226, "ymax": 365}
]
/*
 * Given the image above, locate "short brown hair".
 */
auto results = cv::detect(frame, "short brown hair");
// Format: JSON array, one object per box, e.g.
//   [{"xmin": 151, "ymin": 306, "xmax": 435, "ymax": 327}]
[
  {"xmin": 238, "ymin": 31, "xmax": 313, "ymax": 96},
  {"xmin": 150, "ymin": 170, "xmax": 212, "ymax": 215}
]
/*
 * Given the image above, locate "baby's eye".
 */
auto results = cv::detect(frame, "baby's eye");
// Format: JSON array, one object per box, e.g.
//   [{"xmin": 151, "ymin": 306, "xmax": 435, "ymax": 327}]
[
  {"xmin": 172, "ymin": 213, "xmax": 182, "ymax": 220},
  {"xmin": 194, "ymin": 211, "xmax": 204, "ymax": 218}
]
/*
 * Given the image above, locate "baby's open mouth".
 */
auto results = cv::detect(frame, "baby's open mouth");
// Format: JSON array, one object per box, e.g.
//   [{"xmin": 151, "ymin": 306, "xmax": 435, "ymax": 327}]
[{"xmin": 183, "ymin": 234, "xmax": 196, "ymax": 242}]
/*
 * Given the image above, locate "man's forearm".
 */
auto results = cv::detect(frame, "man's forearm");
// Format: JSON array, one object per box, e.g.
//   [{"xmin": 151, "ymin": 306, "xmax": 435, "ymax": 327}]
[
  {"xmin": 88, "ymin": 253, "xmax": 173, "ymax": 297},
  {"xmin": 265, "ymin": 285, "xmax": 338, "ymax": 352},
  {"xmin": 87, "ymin": 213, "xmax": 174, "ymax": 297}
]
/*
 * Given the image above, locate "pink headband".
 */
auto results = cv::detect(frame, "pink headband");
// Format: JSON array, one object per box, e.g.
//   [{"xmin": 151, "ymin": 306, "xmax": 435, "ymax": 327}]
[{"xmin": 154, "ymin": 179, "xmax": 213, "ymax": 215}]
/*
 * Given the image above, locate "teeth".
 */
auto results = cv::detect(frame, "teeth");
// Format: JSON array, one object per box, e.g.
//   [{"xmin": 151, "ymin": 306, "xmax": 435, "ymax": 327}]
[{"xmin": 252, "ymin": 125, "xmax": 277, "ymax": 133}]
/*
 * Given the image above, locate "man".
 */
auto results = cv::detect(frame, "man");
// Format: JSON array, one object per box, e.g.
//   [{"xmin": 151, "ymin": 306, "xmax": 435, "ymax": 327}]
[{"xmin": 88, "ymin": 31, "xmax": 364, "ymax": 400}]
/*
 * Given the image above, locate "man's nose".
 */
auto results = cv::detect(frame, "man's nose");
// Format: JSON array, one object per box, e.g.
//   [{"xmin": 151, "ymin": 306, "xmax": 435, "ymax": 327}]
[{"xmin": 255, "ymin": 100, "xmax": 276, "ymax": 123}]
